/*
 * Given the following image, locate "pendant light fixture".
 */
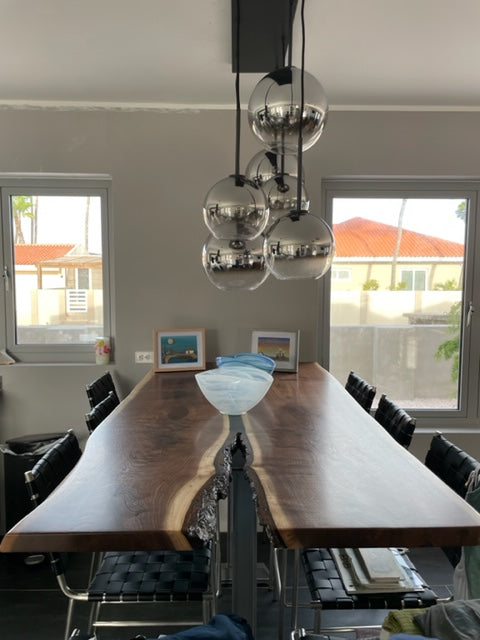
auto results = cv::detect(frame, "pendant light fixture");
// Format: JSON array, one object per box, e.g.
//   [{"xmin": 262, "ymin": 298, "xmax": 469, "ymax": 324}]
[
  {"xmin": 245, "ymin": 150, "xmax": 300, "ymax": 187},
  {"xmin": 202, "ymin": 0, "xmax": 268, "ymax": 242},
  {"xmin": 202, "ymin": 235, "xmax": 270, "ymax": 291},
  {"xmin": 245, "ymin": 150, "xmax": 309, "ymax": 224},
  {"xmin": 248, "ymin": 65, "xmax": 328, "ymax": 155},
  {"xmin": 259, "ymin": 0, "xmax": 335, "ymax": 280},
  {"xmin": 202, "ymin": 0, "xmax": 270, "ymax": 290}
]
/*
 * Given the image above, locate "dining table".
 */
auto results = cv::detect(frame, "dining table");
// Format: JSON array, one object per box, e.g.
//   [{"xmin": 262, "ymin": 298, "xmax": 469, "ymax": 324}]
[{"xmin": 3, "ymin": 362, "xmax": 480, "ymax": 633}]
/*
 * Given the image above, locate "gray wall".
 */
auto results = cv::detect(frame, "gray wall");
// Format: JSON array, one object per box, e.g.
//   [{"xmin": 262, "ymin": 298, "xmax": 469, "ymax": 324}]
[{"xmin": 1, "ymin": 108, "xmax": 480, "ymax": 464}]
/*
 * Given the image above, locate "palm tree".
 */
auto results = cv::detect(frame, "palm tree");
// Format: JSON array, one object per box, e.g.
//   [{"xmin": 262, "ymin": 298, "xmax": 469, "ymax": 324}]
[
  {"xmin": 390, "ymin": 198, "xmax": 407, "ymax": 289},
  {"xmin": 84, "ymin": 196, "xmax": 91, "ymax": 252},
  {"xmin": 12, "ymin": 196, "xmax": 34, "ymax": 244}
]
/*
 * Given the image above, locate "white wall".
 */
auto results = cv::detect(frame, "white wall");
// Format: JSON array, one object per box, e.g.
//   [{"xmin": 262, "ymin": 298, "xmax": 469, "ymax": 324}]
[{"xmin": 0, "ymin": 108, "xmax": 480, "ymax": 464}]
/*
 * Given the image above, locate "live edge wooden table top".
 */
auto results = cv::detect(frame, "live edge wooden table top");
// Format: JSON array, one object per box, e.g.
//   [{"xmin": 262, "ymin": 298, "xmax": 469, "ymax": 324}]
[{"xmin": 2, "ymin": 362, "xmax": 480, "ymax": 556}]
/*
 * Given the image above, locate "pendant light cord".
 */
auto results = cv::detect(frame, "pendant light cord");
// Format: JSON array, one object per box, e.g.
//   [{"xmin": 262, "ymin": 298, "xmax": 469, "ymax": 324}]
[
  {"xmin": 296, "ymin": 0, "xmax": 306, "ymax": 216},
  {"xmin": 288, "ymin": 0, "xmax": 294, "ymax": 68},
  {"xmin": 234, "ymin": 0, "xmax": 241, "ymax": 186}
]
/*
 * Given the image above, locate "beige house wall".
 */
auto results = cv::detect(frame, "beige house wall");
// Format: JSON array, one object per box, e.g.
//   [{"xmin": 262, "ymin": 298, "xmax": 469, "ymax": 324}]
[
  {"xmin": 331, "ymin": 290, "xmax": 461, "ymax": 325},
  {"xmin": 333, "ymin": 260, "xmax": 463, "ymax": 291}
]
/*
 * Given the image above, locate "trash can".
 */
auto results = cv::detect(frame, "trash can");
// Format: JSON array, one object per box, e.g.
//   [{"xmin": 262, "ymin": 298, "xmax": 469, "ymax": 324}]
[{"xmin": 1, "ymin": 432, "xmax": 65, "ymax": 534}]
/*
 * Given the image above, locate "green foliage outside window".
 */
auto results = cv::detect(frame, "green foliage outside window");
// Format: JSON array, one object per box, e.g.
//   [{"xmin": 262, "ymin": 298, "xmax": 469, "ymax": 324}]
[
  {"xmin": 435, "ymin": 301, "xmax": 461, "ymax": 382},
  {"xmin": 362, "ymin": 279, "xmax": 379, "ymax": 290}
]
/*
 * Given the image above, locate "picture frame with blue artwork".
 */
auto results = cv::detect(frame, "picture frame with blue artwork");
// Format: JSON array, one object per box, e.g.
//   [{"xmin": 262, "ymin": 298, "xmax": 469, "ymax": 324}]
[
  {"xmin": 153, "ymin": 328, "xmax": 206, "ymax": 372},
  {"xmin": 251, "ymin": 329, "xmax": 300, "ymax": 372}
]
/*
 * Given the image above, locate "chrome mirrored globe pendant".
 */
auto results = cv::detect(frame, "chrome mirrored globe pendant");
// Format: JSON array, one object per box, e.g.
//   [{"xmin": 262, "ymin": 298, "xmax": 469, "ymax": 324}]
[
  {"xmin": 202, "ymin": 234, "xmax": 270, "ymax": 291},
  {"xmin": 245, "ymin": 150, "xmax": 301, "ymax": 186},
  {"xmin": 248, "ymin": 66, "xmax": 328, "ymax": 154},
  {"xmin": 263, "ymin": 173, "xmax": 309, "ymax": 224},
  {"xmin": 201, "ymin": 0, "xmax": 270, "ymax": 290},
  {"xmin": 264, "ymin": 210, "xmax": 335, "ymax": 280},
  {"xmin": 262, "ymin": 0, "xmax": 335, "ymax": 281},
  {"xmin": 203, "ymin": 174, "xmax": 269, "ymax": 240}
]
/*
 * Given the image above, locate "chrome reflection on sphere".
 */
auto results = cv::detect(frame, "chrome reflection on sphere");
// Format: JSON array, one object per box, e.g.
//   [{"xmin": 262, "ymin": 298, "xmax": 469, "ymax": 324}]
[
  {"xmin": 248, "ymin": 67, "xmax": 328, "ymax": 154},
  {"xmin": 202, "ymin": 234, "xmax": 270, "ymax": 291},
  {"xmin": 203, "ymin": 175, "xmax": 270, "ymax": 241},
  {"xmin": 264, "ymin": 211, "xmax": 335, "ymax": 280}
]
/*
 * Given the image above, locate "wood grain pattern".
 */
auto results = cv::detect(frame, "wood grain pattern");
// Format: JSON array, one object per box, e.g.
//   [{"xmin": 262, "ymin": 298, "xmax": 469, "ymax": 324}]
[
  {"xmin": 0, "ymin": 370, "xmax": 232, "ymax": 552},
  {"xmin": 243, "ymin": 363, "xmax": 480, "ymax": 549},
  {"xmin": 2, "ymin": 363, "xmax": 480, "ymax": 554}
]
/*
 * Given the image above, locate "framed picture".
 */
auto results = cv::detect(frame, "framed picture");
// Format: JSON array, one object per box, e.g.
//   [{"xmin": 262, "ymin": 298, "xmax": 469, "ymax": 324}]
[
  {"xmin": 153, "ymin": 328, "xmax": 206, "ymax": 372},
  {"xmin": 251, "ymin": 330, "xmax": 300, "ymax": 372}
]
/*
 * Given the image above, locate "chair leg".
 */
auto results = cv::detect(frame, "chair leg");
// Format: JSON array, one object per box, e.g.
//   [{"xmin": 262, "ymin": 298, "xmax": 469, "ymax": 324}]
[
  {"xmin": 313, "ymin": 606, "xmax": 322, "ymax": 634},
  {"xmin": 64, "ymin": 599, "xmax": 76, "ymax": 640},
  {"xmin": 88, "ymin": 601, "xmax": 100, "ymax": 635},
  {"xmin": 203, "ymin": 595, "xmax": 213, "ymax": 623},
  {"xmin": 270, "ymin": 542, "xmax": 279, "ymax": 601},
  {"xmin": 275, "ymin": 548, "xmax": 302, "ymax": 640},
  {"xmin": 290, "ymin": 549, "xmax": 300, "ymax": 633}
]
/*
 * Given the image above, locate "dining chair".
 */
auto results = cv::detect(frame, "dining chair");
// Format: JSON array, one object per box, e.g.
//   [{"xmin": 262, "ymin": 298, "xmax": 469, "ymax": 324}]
[
  {"xmin": 373, "ymin": 394, "xmax": 416, "ymax": 449},
  {"xmin": 85, "ymin": 371, "xmax": 119, "ymax": 409},
  {"xmin": 425, "ymin": 432, "xmax": 479, "ymax": 498},
  {"xmin": 276, "ymin": 545, "xmax": 438, "ymax": 638},
  {"xmin": 84, "ymin": 390, "xmax": 120, "ymax": 433},
  {"xmin": 344, "ymin": 371, "xmax": 376, "ymax": 413},
  {"xmin": 275, "ymin": 409, "xmax": 429, "ymax": 638},
  {"xmin": 425, "ymin": 432, "xmax": 480, "ymax": 567},
  {"xmin": 24, "ymin": 430, "xmax": 218, "ymax": 640}
]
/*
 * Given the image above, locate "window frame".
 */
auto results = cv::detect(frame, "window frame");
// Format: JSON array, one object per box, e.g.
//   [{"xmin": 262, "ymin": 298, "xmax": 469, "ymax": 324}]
[
  {"xmin": 318, "ymin": 177, "xmax": 480, "ymax": 430},
  {"xmin": 399, "ymin": 268, "xmax": 428, "ymax": 291},
  {"xmin": 331, "ymin": 268, "xmax": 352, "ymax": 282},
  {"xmin": 0, "ymin": 174, "xmax": 113, "ymax": 364}
]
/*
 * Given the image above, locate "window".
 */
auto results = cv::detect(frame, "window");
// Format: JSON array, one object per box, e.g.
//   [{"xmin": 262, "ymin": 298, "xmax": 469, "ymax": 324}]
[
  {"xmin": 319, "ymin": 178, "xmax": 480, "ymax": 429},
  {"xmin": 0, "ymin": 175, "xmax": 112, "ymax": 363},
  {"xmin": 332, "ymin": 268, "xmax": 352, "ymax": 282},
  {"xmin": 400, "ymin": 269, "xmax": 427, "ymax": 291}
]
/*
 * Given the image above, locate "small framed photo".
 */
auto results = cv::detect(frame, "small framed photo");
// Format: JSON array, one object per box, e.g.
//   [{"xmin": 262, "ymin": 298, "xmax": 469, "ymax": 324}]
[
  {"xmin": 251, "ymin": 330, "xmax": 300, "ymax": 372},
  {"xmin": 154, "ymin": 328, "xmax": 206, "ymax": 372}
]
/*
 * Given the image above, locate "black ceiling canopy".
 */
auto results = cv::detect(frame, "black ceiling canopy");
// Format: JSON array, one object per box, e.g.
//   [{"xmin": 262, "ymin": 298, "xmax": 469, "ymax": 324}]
[{"xmin": 231, "ymin": 0, "xmax": 298, "ymax": 73}]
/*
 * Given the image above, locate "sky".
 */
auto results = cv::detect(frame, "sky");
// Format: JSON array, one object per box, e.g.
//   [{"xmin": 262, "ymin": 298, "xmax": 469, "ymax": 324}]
[
  {"xmin": 19, "ymin": 195, "xmax": 467, "ymax": 249},
  {"xmin": 332, "ymin": 198, "xmax": 466, "ymax": 245},
  {"xmin": 18, "ymin": 195, "xmax": 102, "ymax": 253}
]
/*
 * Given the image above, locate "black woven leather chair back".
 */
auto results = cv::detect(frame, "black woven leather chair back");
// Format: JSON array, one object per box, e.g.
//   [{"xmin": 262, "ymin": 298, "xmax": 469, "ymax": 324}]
[
  {"xmin": 425, "ymin": 433, "xmax": 479, "ymax": 498},
  {"xmin": 86, "ymin": 371, "xmax": 118, "ymax": 409},
  {"xmin": 425, "ymin": 433, "xmax": 480, "ymax": 567},
  {"xmin": 85, "ymin": 391, "xmax": 120, "ymax": 433},
  {"xmin": 25, "ymin": 430, "xmax": 81, "ymax": 508},
  {"xmin": 345, "ymin": 371, "xmax": 376, "ymax": 412},
  {"xmin": 23, "ymin": 428, "xmax": 215, "ymax": 639},
  {"xmin": 374, "ymin": 394, "xmax": 416, "ymax": 448}
]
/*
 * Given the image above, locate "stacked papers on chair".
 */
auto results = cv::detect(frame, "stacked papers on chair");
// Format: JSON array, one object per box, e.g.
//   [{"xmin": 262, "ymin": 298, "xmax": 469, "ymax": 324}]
[{"xmin": 330, "ymin": 547, "xmax": 424, "ymax": 594}]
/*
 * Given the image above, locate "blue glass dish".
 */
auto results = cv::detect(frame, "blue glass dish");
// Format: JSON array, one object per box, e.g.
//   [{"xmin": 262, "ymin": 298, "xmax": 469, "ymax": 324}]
[{"xmin": 215, "ymin": 352, "xmax": 276, "ymax": 374}]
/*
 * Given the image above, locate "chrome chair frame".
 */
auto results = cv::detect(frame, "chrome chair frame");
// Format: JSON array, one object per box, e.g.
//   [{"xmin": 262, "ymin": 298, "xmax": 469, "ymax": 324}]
[{"xmin": 25, "ymin": 429, "xmax": 219, "ymax": 640}]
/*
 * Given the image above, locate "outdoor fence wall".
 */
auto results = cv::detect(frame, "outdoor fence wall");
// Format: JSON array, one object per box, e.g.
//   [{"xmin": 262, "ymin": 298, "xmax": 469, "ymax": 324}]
[{"xmin": 330, "ymin": 324, "xmax": 457, "ymax": 405}]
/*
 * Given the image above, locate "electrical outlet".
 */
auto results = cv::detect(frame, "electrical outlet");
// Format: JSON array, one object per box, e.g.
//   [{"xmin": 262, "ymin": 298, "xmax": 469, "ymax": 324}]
[{"xmin": 135, "ymin": 351, "xmax": 154, "ymax": 364}]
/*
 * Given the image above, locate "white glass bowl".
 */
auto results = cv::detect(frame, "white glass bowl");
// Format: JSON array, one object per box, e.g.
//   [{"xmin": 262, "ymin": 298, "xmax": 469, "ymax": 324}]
[{"xmin": 195, "ymin": 364, "xmax": 273, "ymax": 415}]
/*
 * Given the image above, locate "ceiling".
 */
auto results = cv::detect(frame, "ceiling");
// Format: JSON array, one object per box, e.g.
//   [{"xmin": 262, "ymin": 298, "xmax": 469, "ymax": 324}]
[{"xmin": 1, "ymin": 0, "xmax": 480, "ymax": 111}]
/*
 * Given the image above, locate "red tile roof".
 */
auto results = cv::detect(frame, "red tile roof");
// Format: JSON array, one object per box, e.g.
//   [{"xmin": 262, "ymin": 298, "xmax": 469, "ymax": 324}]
[
  {"xmin": 333, "ymin": 217, "xmax": 464, "ymax": 258},
  {"xmin": 14, "ymin": 244, "xmax": 75, "ymax": 265}
]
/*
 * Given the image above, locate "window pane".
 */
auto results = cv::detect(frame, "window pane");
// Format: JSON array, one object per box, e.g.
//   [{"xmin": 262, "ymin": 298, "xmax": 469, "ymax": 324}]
[
  {"xmin": 11, "ymin": 194, "xmax": 104, "ymax": 345},
  {"xmin": 400, "ymin": 270, "xmax": 413, "ymax": 290},
  {"xmin": 329, "ymin": 197, "xmax": 466, "ymax": 411},
  {"xmin": 414, "ymin": 270, "xmax": 426, "ymax": 291}
]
